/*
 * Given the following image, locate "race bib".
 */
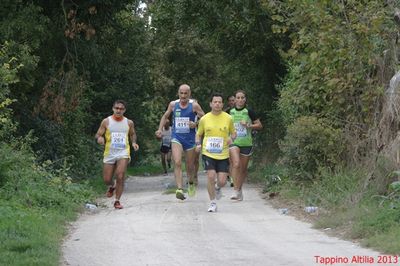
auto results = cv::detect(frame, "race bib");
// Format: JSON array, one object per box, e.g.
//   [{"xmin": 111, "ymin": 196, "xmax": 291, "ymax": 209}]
[
  {"xmin": 175, "ymin": 117, "xmax": 190, "ymax": 133},
  {"xmin": 111, "ymin": 132, "xmax": 127, "ymax": 149},
  {"xmin": 206, "ymin": 137, "xmax": 223, "ymax": 153},
  {"xmin": 234, "ymin": 122, "xmax": 247, "ymax": 137}
]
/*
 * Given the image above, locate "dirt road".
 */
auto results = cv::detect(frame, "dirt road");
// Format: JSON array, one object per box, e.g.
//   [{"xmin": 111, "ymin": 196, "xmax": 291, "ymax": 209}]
[{"xmin": 62, "ymin": 173, "xmax": 383, "ymax": 266}]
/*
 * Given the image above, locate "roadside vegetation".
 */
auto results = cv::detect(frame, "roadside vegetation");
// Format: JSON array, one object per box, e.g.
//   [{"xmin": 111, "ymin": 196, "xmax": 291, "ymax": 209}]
[
  {"xmin": 1, "ymin": 1, "xmax": 400, "ymax": 264},
  {"xmin": 254, "ymin": 162, "xmax": 400, "ymax": 254}
]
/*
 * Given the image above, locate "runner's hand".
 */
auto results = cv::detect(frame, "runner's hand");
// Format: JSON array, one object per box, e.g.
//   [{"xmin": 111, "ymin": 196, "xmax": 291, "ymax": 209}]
[
  {"xmin": 195, "ymin": 144, "xmax": 201, "ymax": 153},
  {"xmin": 132, "ymin": 143, "xmax": 139, "ymax": 151},
  {"xmin": 97, "ymin": 136, "xmax": 105, "ymax": 145},
  {"xmin": 189, "ymin": 121, "xmax": 197, "ymax": 129}
]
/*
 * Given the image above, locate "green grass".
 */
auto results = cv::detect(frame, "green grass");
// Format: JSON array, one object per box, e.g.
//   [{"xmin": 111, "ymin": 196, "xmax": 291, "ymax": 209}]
[
  {"xmin": 0, "ymin": 201, "xmax": 79, "ymax": 266},
  {"xmin": 362, "ymin": 227, "xmax": 400, "ymax": 254}
]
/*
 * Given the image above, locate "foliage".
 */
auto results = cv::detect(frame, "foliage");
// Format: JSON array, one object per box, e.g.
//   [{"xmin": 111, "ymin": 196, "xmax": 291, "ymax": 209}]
[
  {"xmin": 279, "ymin": 116, "xmax": 345, "ymax": 179},
  {"xmin": 272, "ymin": 0, "xmax": 392, "ymax": 123},
  {"xmin": 0, "ymin": 143, "xmax": 94, "ymax": 207},
  {"xmin": 149, "ymin": 0, "xmax": 285, "ymax": 120}
]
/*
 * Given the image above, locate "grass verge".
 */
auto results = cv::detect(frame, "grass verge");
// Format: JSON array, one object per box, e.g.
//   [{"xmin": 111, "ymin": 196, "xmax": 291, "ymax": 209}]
[{"xmin": 252, "ymin": 163, "xmax": 400, "ymax": 254}]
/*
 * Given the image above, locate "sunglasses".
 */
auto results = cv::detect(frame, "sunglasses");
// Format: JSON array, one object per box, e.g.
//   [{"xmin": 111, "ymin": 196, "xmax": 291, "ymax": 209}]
[{"xmin": 114, "ymin": 107, "xmax": 125, "ymax": 110}]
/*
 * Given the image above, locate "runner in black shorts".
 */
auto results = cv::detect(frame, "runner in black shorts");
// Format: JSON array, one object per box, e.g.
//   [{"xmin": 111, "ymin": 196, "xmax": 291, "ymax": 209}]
[
  {"xmin": 159, "ymin": 119, "xmax": 172, "ymax": 175},
  {"xmin": 229, "ymin": 90, "xmax": 262, "ymax": 201},
  {"xmin": 196, "ymin": 93, "xmax": 236, "ymax": 212}
]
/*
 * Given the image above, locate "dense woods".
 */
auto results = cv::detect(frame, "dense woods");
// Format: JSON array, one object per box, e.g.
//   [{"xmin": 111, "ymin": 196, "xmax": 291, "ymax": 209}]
[{"xmin": 2, "ymin": 0, "xmax": 399, "ymax": 180}]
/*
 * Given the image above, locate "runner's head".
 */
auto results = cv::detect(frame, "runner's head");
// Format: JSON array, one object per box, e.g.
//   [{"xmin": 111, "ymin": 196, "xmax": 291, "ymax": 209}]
[
  {"xmin": 234, "ymin": 90, "xmax": 246, "ymax": 108},
  {"xmin": 178, "ymin": 84, "xmax": 191, "ymax": 103},
  {"xmin": 112, "ymin": 100, "xmax": 127, "ymax": 117},
  {"xmin": 209, "ymin": 92, "xmax": 224, "ymax": 113},
  {"xmin": 227, "ymin": 95, "xmax": 235, "ymax": 108}
]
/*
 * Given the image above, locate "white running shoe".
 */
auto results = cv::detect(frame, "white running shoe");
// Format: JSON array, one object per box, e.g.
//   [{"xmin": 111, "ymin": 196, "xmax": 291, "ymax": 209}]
[
  {"xmin": 208, "ymin": 202, "xmax": 217, "ymax": 212},
  {"xmin": 215, "ymin": 185, "xmax": 222, "ymax": 200},
  {"xmin": 230, "ymin": 190, "xmax": 243, "ymax": 201}
]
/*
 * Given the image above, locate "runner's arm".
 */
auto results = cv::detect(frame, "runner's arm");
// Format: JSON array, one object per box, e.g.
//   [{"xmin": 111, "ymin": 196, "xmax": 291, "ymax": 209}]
[
  {"xmin": 129, "ymin": 120, "xmax": 139, "ymax": 151},
  {"xmin": 248, "ymin": 109, "xmax": 262, "ymax": 130},
  {"xmin": 95, "ymin": 118, "xmax": 108, "ymax": 145},
  {"xmin": 195, "ymin": 120, "xmax": 204, "ymax": 153},
  {"xmin": 229, "ymin": 117, "xmax": 237, "ymax": 143},
  {"xmin": 156, "ymin": 102, "xmax": 173, "ymax": 138}
]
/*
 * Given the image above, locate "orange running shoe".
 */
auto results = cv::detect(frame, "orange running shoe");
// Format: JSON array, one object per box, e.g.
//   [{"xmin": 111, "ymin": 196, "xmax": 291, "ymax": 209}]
[
  {"xmin": 114, "ymin": 200, "xmax": 123, "ymax": 209},
  {"xmin": 106, "ymin": 186, "xmax": 115, "ymax": 197}
]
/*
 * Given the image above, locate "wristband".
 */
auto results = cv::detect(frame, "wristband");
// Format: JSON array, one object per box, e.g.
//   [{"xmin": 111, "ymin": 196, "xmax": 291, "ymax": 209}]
[{"xmin": 195, "ymin": 141, "xmax": 201, "ymax": 146}]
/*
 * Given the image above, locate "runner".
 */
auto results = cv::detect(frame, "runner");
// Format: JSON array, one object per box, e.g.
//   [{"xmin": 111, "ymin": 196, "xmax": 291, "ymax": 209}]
[
  {"xmin": 95, "ymin": 100, "xmax": 140, "ymax": 209},
  {"xmin": 224, "ymin": 95, "xmax": 235, "ymax": 113},
  {"xmin": 159, "ymin": 119, "xmax": 172, "ymax": 175},
  {"xmin": 229, "ymin": 90, "xmax": 262, "ymax": 201},
  {"xmin": 196, "ymin": 93, "xmax": 236, "ymax": 212},
  {"xmin": 155, "ymin": 84, "xmax": 205, "ymax": 200}
]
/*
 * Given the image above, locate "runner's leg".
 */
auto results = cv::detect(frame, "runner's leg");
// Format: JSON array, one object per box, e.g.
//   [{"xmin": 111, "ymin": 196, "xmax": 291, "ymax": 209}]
[
  {"xmin": 171, "ymin": 142, "xmax": 184, "ymax": 189},
  {"xmin": 237, "ymin": 154, "xmax": 251, "ymax": 191},
  {"xmin": 114, "ymin": 158, "xmax": 129, "ymax": 201},
  {"xmin": 207, "ymin": 169, "xmax": 217, "ymax": 200},
  {"xmin": 185, "ymin": 148, "xmax": 196, "ymax": 184},
  {"xmin": 161, "ymin": 152, "xmax": 167, "ymax": 173},
  {"xmin": 103, "ymin": 163, "xmax": 115, "ymax": 186},
  {"xmin": 229, "ymin": 147, "xmax": 241, "ymax": 191}
]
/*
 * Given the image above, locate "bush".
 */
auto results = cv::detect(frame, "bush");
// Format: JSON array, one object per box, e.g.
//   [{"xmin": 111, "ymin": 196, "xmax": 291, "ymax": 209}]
[
  {"xmin": 279, "ymin": 115, "xmax": 345, "ymax": 179},
  {"xmin": 0, "ymin": 142, "xmax": 95, "ymax": 210}
]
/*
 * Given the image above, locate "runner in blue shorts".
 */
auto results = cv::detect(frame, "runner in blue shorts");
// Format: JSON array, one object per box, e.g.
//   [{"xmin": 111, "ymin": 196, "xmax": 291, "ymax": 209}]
[{"xmin": 156, "ymin": 84, "xmax": 205, "ymax": 200}]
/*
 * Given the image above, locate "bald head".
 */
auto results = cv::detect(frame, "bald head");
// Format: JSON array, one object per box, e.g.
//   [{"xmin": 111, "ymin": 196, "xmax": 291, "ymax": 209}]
[
  {"xmin": 178, "ymin": 84, "xmax": 191, "ymax": 103},
  {"xmin": 179, "ymin": 84, "xmax": 190, "ymax": 92}
]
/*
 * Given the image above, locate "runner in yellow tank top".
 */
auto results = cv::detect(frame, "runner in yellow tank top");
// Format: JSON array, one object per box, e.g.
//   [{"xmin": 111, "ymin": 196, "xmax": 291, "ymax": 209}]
[
  {"xmin": 95, "ymin": 100, "xmax": 140, "ymax": 209},
  {"xmin": 196, "ymin": 93, "xmax": 236, "ymax": 212}
]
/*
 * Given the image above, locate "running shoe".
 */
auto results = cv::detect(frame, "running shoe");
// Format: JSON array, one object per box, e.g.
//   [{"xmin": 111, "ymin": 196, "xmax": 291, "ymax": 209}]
[
  {"xmin": 230, "ymin": 190, "xmax": 243, "ymax": 201},
  {"xmin": 106, "ymin": 186, "xmax": 115, "ymax": 197},
  {"xmin": 175, "ymin": 189, "xmax": 186, "ymax": 200},
  {"xmin": 207, "ymin": 202, "xmax": 217, "ymax": 212},
  {"xmin": 114, "ymin": 200, "xmax": 123, "ymax": 209},
  {"xmin": 215, "ymin": 185, "xmax": 222, "ymax": 200},
  {"xmin": 187, "ymin": 182, "xmax": 196, "ymax": 197}
]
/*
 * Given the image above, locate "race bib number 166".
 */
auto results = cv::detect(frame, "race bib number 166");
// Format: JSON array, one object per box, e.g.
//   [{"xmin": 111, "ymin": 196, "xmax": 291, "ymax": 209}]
[{"xmin": 206, "ymin": 137, "xmax": 223, "ymax": 153}]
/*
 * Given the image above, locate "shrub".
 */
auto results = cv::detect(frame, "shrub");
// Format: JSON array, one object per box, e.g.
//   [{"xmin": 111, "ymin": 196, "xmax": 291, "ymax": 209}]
[{"xmin": 279, "ymin": 115, "xmax": 345, "ymax": 179}]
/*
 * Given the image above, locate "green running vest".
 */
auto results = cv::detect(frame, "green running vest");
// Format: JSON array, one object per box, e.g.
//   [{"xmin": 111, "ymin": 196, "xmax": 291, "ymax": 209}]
[{"xmin": 230, "ymin": 108, "xmax": 253, "ymax": 147}]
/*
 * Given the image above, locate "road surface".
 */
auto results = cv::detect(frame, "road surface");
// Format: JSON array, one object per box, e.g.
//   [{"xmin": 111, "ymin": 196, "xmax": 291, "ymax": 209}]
[{"xmin": 62, "ymin": 173, "xmax": 384, "ymax": 266}]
